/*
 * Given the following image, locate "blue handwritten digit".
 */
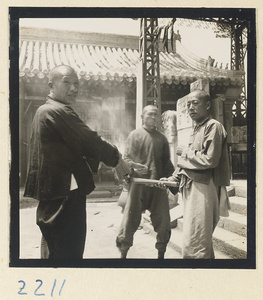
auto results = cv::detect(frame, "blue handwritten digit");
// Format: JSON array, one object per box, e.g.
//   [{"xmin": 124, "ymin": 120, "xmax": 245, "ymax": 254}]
[
  {"xmin": 59, "ymin": 280, "xmax": 66, "ymax": 296},
  {"xmin": 51, "ymin": 279, "xmax": 56, "ymax": 297},
  {"xmin": 34, "ymin": 279, "xmax": 45, "ymax": 296},
  {"xmin": 18, "ymin": 280, "xmax": 27, "ymax": 295}
]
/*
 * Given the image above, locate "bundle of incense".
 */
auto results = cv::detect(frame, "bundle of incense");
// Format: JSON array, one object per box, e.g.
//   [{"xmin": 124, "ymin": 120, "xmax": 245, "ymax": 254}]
[{"xmin": 131, "ymin": 178, "xmax": 179, "ymax": 187}]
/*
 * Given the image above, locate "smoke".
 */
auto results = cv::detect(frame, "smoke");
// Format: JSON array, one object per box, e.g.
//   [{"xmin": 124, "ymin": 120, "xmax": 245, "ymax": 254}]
[
  {"xmin": 74, "ymin": 97, "xmax": 135, "ymax": 156},
  {"xmin": 100, "ymin": 97, "xmax": 134, "ymax": 155}
]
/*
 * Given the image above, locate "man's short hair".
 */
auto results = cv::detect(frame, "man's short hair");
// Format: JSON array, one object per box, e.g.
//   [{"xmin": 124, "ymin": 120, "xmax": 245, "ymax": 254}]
[
  {"xmin": 142, "ymin": 105, "xmax": 158, "ymax": 115},
  {"xmin": 191, "ymin": 89, "xmax": 210, "ymax": 103},
  {"xmin": 48, "ymin": 65, "xmax": 76, "ymax": 83}
]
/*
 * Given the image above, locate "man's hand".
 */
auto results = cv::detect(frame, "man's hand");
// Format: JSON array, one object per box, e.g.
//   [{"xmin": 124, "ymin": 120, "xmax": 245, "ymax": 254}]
[
  {"xmin": 157, "ymin": 177, "xmax": 179, "ymax": 195},
  {"xmin": 154, "ymin": 177, "xmax": 169, "ymax": 190},
  {"xmin": 176, "ymin": 145, "xmax": 187, "ymax": 156}
]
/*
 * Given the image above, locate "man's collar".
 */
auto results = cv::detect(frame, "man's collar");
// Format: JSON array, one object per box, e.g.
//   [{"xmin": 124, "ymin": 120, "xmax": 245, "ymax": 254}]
[
  {"xmin": 143, "ymin": 125, "xmax": 156, "ymax": 133},
  {"xmin": 194, "ymin": 115, "xmax": 212, "ymax": 131},
  {"xmin": 46, "ymin": 96, "xmax": 71, "ymax": 109}
]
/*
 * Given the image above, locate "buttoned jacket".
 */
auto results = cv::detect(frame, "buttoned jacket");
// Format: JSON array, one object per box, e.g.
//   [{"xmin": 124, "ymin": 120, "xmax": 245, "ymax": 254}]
[
  {"xmin": 24, "ymin": 98, "xmax": 119, "ymax": 201},
  {"xmin": 177, "ymin": 116, "xmax": 230, "ymax": 186}
]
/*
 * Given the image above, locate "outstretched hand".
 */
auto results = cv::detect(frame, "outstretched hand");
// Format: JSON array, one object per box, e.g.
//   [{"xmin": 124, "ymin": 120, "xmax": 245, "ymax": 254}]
[{"xmin": 132, "ymin": 162, "xmax": 148, "ymax": 176}]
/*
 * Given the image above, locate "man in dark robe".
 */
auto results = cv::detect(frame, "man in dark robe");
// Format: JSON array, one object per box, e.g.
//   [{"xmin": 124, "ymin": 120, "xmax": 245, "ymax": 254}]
[{"xmin": 24, "ymin": 65, "xmax": 119, "ymax": 260}]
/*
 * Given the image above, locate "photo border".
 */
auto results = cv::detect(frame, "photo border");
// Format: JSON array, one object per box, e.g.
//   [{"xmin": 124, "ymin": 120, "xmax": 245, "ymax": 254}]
[{"xmin": 9, "ymin": 6, "xmax": 256, "ymax": 269}]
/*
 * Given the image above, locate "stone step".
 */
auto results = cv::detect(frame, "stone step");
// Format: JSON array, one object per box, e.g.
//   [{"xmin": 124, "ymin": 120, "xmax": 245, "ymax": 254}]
[
  {"xmin": 168, "ymin": 193, "xmax": 246, "ymax": 220},
  {"xmin": 143, "ymin": 221, "xmax": 232, "ymax": 259},
  {"xmin": 86, "ymin": 196, "xmax": 119, "ymax": 203},
  {"xmin": 88, "ymin": 190, "xmax": 112, "ymax": 199},
  {"xmin": 93, "ymin": 182, "xmax": 123, "ymax": 197},
  {"xmin": 176, "ymin": 211, "xmax": 247, "ymax": 237},
  {"xmin": 143, "ymin": 207, "xmax": 247, "ymax": 259},
  {"xmin": 213, "ymin": 227, "xmax": 247, "ymax": 259},
  {"xmin": 230, "ymin": 180, "xmax": 247, "ymax": 198},
  {"xmin": 229, "ymin": 196, "xmax": 247, "ymax": 215},
  {"xmin": 169, "ymin": 195, "xmax": 247, "ymax": 231},
  {"xmin": 234, "ymin": 186, "xmax": 247, "ymax": 198},
  {"xmin": 218, "ymin": 211, "xmax": 247, "ymax": 237},
  {"xmin": 142, "ymin": 181, "xmax": 247, "ymax": 259}
]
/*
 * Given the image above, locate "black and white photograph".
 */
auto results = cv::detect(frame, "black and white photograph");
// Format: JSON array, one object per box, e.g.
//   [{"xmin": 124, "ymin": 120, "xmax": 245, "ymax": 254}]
[{"xmin": 9, "ymin": 7, "xmax": 256, "ymax": 270}]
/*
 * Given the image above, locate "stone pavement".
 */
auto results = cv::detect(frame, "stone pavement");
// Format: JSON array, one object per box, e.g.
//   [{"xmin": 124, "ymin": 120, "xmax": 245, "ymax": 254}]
[{"xmin": 19, "ymin": 197, "xmax": 181, "ymax": 260}]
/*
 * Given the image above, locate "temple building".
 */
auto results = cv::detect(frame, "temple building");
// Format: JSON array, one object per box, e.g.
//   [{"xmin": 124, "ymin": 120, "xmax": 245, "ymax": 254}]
[{"xmin": 19, "ymin": 27, "xmax": 246, "ymax": 185}]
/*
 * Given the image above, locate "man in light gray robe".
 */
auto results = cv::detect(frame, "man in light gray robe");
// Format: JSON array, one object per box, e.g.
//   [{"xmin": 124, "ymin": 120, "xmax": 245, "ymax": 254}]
[{"xmin": 165, "ymin": 90, "xmax": 230, "ymax": 259}]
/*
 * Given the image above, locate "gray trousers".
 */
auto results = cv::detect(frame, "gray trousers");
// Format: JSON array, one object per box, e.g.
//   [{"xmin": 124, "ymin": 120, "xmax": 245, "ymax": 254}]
[{"xmin": 116, "ymin": 183, "xmax": 171, "ymax": 254}]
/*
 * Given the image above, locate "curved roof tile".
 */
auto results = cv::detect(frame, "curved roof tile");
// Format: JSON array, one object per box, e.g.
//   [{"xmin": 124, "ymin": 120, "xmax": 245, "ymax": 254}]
[{"xmin": 19, "ymin": 39, "xmax": 244, "ymax": 84}]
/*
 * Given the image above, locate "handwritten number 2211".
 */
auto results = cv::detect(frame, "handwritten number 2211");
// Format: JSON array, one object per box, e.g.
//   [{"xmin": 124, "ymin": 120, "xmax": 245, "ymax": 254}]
[{"xmin": 18, "ymin": 279, "xmax": 66, "ymax": 296}]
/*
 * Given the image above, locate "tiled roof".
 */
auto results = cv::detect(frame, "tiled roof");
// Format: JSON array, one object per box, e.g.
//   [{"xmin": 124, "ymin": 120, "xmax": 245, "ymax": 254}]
[{"xmin": 19, "ymin": 39, "xmax": 244, "ymax": 85}]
